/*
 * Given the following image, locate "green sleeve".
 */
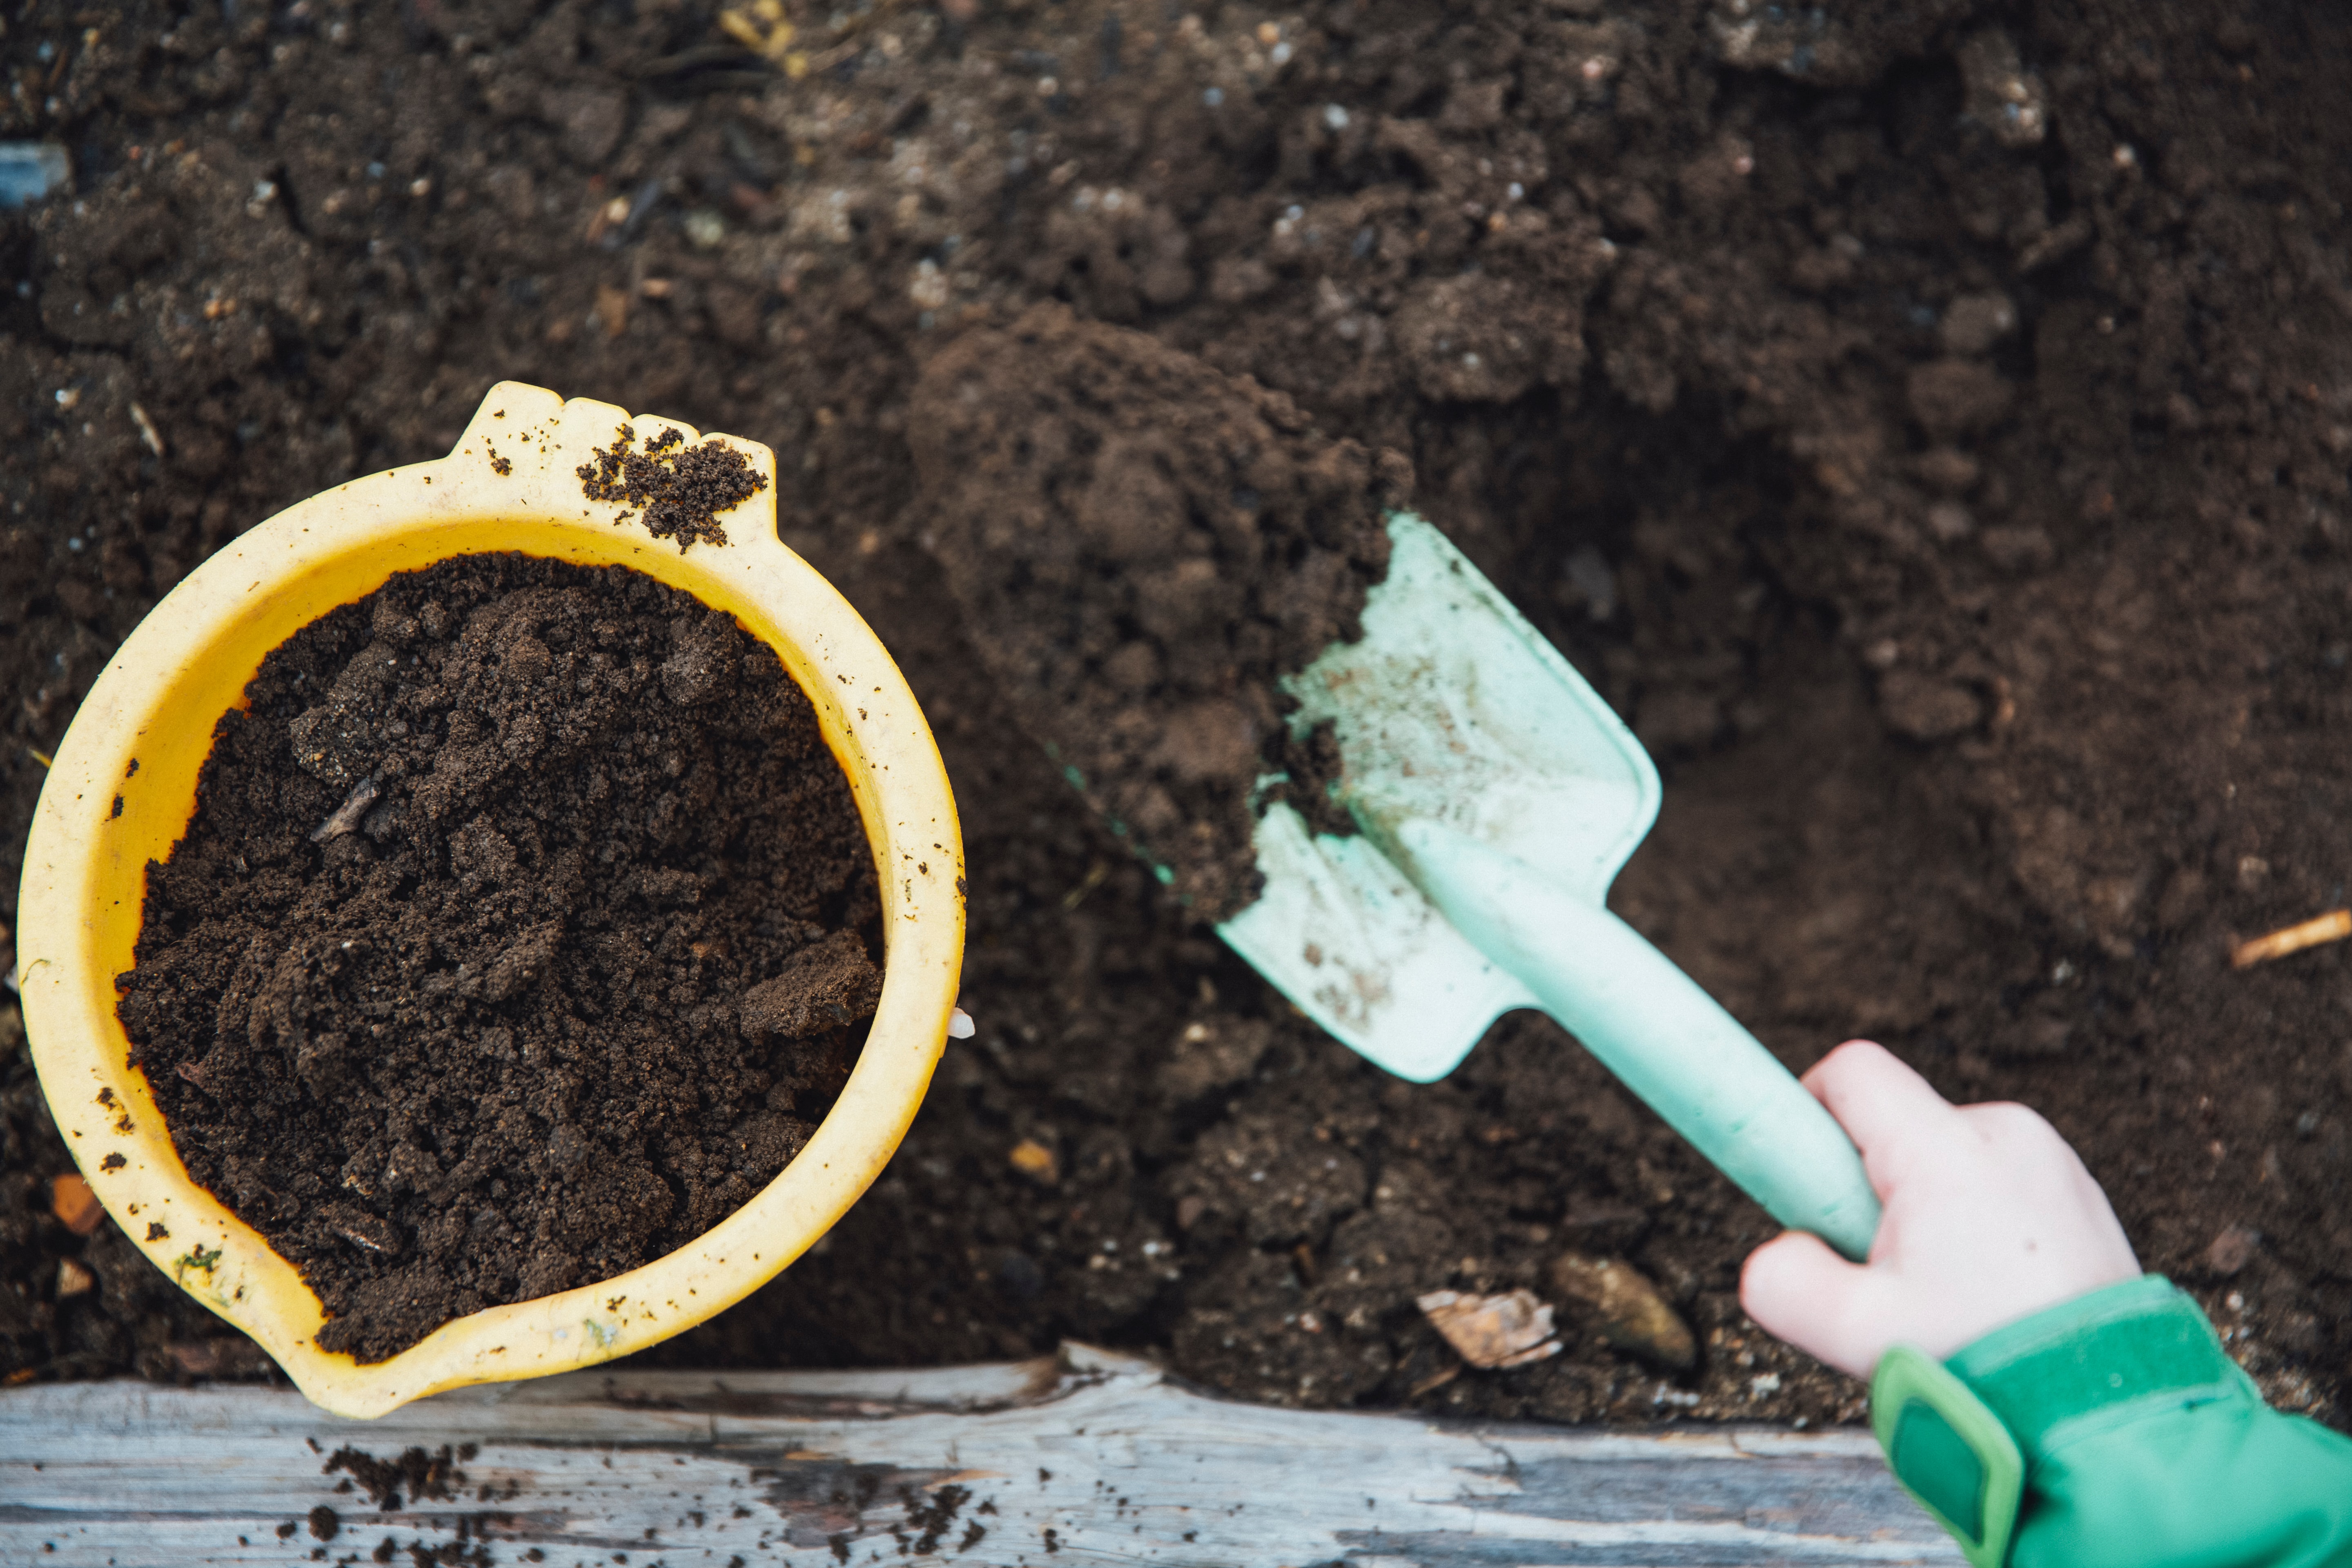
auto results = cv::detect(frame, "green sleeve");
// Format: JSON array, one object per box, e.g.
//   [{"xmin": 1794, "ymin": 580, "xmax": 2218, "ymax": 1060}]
[{"xmin": 1890, "ymin": 1274, "xmax": 2352, "ymax": 1568}]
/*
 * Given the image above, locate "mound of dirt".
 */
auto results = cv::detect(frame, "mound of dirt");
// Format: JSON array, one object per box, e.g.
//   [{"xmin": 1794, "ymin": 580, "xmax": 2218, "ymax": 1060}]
[{"xmin": 911, "ymin": 302, "xmax": 1405, "ymax": 918}]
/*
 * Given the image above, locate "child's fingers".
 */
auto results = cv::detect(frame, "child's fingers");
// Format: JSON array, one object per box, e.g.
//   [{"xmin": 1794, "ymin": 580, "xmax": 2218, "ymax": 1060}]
[
  {"xmin": 1801, "ymin": 1039, "xmax": 1964, "ymax": 1194},
  {"xmin": 1740, "ymin": 1229, "xmax": 1880, "ymax": 1381}
]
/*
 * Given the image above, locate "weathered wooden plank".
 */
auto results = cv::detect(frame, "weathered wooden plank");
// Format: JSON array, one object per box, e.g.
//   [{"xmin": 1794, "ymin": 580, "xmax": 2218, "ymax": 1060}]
[{"xmin": 0, "ymin": 1345, "xmax": 1957, "ymax": 1567}]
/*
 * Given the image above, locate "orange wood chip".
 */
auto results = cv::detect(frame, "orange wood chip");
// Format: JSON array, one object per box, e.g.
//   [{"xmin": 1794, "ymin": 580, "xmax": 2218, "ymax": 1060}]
[
  {"xmin": 1416, "ymin": 1288, "xmax": 1561, "ymax": 1370},
  {"xmin": 50, "ymin": 1173, "xmax": 104, "ymax": 1236}
]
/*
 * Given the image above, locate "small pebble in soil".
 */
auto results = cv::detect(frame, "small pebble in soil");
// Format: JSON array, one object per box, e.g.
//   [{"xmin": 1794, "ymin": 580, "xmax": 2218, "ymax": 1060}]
[
  {"xmin": 2203, "ymin": 1224, "xmax": 2261, "ymax": 1277},
  {"xmin": 1550, "ymin": 1252, "xmax": 1697, "ymax": 1372}
]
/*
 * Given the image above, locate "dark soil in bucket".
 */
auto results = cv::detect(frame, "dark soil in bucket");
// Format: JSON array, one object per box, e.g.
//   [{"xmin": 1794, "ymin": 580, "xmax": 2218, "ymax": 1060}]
[
  {"xmin": 4, "ymin": 0, "xmax": 2352, "ymax": 1432},
  {"xmin": 115, "ymin": 553, "xmax": 881, "ymax": 1361}
]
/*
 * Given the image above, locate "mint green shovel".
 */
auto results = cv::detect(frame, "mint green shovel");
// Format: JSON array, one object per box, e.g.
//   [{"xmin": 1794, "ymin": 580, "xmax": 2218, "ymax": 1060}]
[{"xmin": 1220, "ymin": 514, "xmax": 1881, "ymax": 1260}]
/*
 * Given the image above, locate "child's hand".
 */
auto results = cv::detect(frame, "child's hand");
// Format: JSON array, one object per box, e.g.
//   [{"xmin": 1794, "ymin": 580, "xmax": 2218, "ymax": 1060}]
[{"xmin": 1740, "ymin": 1039, "xmax": 2142, "ymax": 1380}]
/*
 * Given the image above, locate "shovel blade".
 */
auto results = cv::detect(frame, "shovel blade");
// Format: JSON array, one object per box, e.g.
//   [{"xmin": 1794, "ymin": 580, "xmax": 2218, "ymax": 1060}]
[{"xmin": 1218, "ymin": 513, "xmax": 1659, "ymax": 1081}]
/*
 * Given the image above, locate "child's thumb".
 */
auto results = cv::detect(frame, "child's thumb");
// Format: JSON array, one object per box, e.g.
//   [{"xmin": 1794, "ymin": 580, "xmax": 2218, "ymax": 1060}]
[{"xmin": 1740, "ymin": 1229, "xmax": 1877, "ymax": 1380}]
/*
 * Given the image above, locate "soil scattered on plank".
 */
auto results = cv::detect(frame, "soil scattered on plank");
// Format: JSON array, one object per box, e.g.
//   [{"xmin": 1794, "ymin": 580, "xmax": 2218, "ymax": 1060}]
[
  {"xmin": 5, "ymin": 0, "xmax": 2352, "ymax": 1434},
  {"xmin": 115, "ymin": 554, "xmax": 879, "ymax": 1361},
  {"xmin": 319, "ymin": 1443, "xmax": 525, "ymax": 1567},
  {"xmin": 325, "ymin": 1443, "xmax": 474, "ymax": 1512},
  {"xmin": 911, "ymin": 303, "xmax": 1406, "ymax": 918}
]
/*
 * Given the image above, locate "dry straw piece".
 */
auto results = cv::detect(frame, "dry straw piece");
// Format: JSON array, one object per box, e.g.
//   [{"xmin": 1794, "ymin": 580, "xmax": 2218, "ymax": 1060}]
[{"xmin": 2230, "ymin": 909, "xmax": 2352, "ymax": 970}]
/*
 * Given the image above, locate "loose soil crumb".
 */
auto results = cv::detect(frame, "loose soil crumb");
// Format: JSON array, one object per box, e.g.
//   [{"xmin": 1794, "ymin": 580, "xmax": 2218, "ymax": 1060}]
[
  {"xmin": 577, "ymin": 425, "xmax": 766, "ymax": 551},
  {"xmin": 115, "ymin": 554, "xmax": 879, "ymax": 1361},
  {"xmin": 911, "ymin": 303, "xmax": 1408, "ymax": 919}
]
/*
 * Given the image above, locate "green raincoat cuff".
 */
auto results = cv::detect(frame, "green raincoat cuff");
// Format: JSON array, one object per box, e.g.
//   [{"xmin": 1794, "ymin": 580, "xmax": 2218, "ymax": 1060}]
[
  {"xmin": 1945, "ymin": 1274, "xmax": 2250, "ymax": 1449},
  {"xmin": 1871, "ymin": 1275, "xmax": 2243, "ymax": 1568}
]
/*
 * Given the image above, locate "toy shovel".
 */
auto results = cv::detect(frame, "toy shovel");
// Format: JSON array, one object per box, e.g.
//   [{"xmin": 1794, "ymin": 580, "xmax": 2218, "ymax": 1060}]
[{"xmin": 1220, "ymin": 514, "xmax": 1881, "ymax": 1260}]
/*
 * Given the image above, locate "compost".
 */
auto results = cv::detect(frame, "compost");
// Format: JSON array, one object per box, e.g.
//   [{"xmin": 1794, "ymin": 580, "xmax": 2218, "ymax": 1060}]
[
  {"xmin": 4, "ymin": 0, "xmax": 2351, "ymax": 1431},
  {"xmin": 114, "ymin": 554, "xmax": 881, "ymax": 1361}
]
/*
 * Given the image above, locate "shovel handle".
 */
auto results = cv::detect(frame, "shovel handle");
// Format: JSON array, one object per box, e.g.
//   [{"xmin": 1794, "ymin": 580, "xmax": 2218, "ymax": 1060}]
[{"xmin": 1395, "ymin": 822, "xmax": 1882, "ymax": 1261}]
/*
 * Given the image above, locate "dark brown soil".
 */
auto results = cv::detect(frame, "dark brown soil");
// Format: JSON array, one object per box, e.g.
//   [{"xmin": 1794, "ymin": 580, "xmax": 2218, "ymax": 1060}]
[
  {"xmin": 575, "ymin": 422, "xmax": 767, "ymax": 549},
  {"xmin": 114, "ymin": 554, "xmax": 880, "ymax": 1361},
  {"xmin": 911, "ymin": 301, "xmax": 1405, "ymax": 918},
  {"xmin": 324, "ymin": 1442, "xmax": 475, "ymax": 1513},
  {"xmin": 4, "ymin": 0, "xmax": 2352, "ymax": 1433}
]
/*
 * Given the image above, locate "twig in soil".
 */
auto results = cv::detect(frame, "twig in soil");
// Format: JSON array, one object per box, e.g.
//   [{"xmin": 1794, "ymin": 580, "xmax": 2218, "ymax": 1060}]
[
  {"xmin": 1407, "ymin": 1363, "xmax": 1461, "ymax": 1398},
  {"xmin": 2230, "ymin": 909, "xmax": 2352, "ymax": 970},
  {"xmin": 129, "ymin": 400, "xmax": 165, "ymax": 459},
  {"xmin": 26, "ymin": 746, "xmax": 52, "ymax": 768},
  {"xmin": 1061, "ymin": 860, "xmax": 1109, "ymax": 910},
  {"xmin": 635, "ymin": 43, "xmax": 759, "ymax": 77},
  {"xmin": 310, "ymin": 776, "xmax": 381, "ymax": 843},
  {"xmin": 326, "ymin": 1205, "xmax": 401, "ymax": 1254}
]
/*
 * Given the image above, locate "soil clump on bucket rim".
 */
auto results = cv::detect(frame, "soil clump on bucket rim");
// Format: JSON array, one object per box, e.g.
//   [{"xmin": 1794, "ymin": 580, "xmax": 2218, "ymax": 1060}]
[{"xmin": 576, "ymin": 423, "xmax": 767, "ymax": 551}]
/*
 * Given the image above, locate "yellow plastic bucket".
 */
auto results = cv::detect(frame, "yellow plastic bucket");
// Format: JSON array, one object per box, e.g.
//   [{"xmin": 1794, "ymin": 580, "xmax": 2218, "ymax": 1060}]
[{"xmin": 16, "ymin": 382, "xmax": 964, "ymax": 1417}]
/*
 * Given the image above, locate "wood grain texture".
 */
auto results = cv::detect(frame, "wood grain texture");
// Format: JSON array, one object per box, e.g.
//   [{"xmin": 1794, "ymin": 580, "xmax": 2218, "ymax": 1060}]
[{"xmin": 0, "ymin": 1345, "xmax": 1959, "ymax": 1567}]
